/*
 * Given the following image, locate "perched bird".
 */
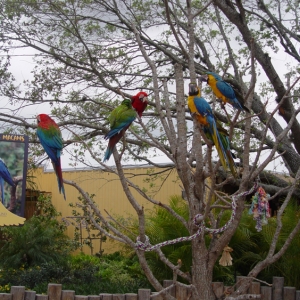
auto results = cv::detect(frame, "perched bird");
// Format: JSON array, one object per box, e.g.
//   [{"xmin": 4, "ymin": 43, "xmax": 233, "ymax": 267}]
[
  {"xmin": 103, "ymin": 99, "xmax": 137, "ymax": 162},
  {"xmin": 201, "ymin": 72, "xmax": 250, "ymax": 112},
  {"xmin": 187, "ymin": 83, "xmax": 236, "ymax": 176},
  {"xmin": 0, "ymin": 158, "xmax": 15, "ymax": 204},
  {"xmin": 131, "ymin": 91, "xmax": 148, "ymax": 117},
  {"xmin": 36, "ymin": 114, "xmax": 66, "ymax": 200}
]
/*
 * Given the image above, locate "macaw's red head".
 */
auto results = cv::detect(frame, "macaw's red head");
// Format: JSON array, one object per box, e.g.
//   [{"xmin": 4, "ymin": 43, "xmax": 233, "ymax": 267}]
[
  {"xmin": 37, "ymin": 114, "xmax": 57, "ymax": 127},
  {"xmin": 131, "ymin": 91, "xmax": 148, "ymax": 117}
]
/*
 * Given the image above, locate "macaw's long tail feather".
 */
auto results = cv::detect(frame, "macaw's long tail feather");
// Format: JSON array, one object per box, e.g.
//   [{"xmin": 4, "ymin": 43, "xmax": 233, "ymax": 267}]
[
  {"xmin": 231, "ymin": 98, "xmax": 250, "ymax": 113},
  {"xmin": 207, "ymin": 117, "xmax": 228, "ymax": 171},
  {"xmin": 205, "ymin": 123, "xmax": 238, "ymax": 177},
  {"xmin": 219, "ymin": 132, "xmax": 238, "ymax": 178},
  {"xmin": 241, "ymin": 103, "xmax": 250, "ymax": 113},
  {"xmin": 52, "ymin": 160, "xmax": 66, "ymax": 200},
  {"xmin": 0, "ymin": 178, "xmax": 4, "ymax": 204},
  {"xmin": 103, "ymin": 147, "xmax": 113, "ymax": 162},
  {"xmin": 226, "ymin": 150, "xmax": 238, "ymax": 178},
  {"xmin": 103, "ymin": 131, "xmax": 124, "ymax": 162}
]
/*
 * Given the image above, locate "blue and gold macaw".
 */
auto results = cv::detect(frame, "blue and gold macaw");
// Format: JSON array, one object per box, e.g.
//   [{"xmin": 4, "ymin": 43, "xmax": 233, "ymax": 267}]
[
  {"xmin": 187, "ymin": 83, "xmax": 237, "ymax": 177},
  {"xmin": 202, "ymin": 72, "xmax": 250, "ymax": 112}
]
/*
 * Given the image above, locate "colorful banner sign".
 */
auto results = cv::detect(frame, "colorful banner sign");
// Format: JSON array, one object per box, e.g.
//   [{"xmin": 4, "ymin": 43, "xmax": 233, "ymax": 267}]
[{"xmin": 0, "ymin": 134, "xmax": 28, "ymax": 219}]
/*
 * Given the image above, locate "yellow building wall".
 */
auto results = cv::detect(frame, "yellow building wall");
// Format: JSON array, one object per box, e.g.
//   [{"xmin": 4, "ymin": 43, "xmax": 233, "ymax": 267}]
[{"xmin": 29, "ymin": 165, "xmax": 182, "ymax": 255}]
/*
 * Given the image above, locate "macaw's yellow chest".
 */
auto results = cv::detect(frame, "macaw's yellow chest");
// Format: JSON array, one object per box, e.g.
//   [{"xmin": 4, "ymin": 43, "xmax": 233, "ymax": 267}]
[
  {"xmin": 187, "ymin": 97, "xmax": 209, "ymax": 126},
  {"xmin": 207, "ymin": 75, "xmax": 227, "ymax": 103}
]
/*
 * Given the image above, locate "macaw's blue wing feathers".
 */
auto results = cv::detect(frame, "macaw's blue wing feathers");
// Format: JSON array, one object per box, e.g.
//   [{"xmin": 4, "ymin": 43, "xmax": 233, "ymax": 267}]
[
  {"xmin": 103, "ymin": 99, "xmax": 137, "ymax": 162},
  {"xmin": 104, "ymin": 118, "xmax": 135, "ymax": 140},
  {"xmin": 36, "ymin": 128, "xmax": 62, "ymax": 164},
  {"xmin": 216, "ymin": 80, "xmax": 236, "ymax": 100},
  {"xmin": 0, "ymin": 158, "xmax": 15, "ymax": 204},
  {"xmin": 0, "ymin": 177, "xmax": 4, "ymax": 205},
  {"xmin": 36, "ymin": 114, "xmax": 66, "ymax": 200},
  {"xmin": 0, "ymin": 159, "xmax": 15, "ymax": 187}
]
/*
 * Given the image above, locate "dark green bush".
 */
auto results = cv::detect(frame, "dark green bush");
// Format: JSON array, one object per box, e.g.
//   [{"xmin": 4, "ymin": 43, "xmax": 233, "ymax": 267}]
[
  {"xmin": 0, "ymin": 194, "xmax": 77, "ymax": 269},
  {"xmin": 0, "ymin": 194, "xmax": 152, "ymax": 295},
  {"xmin": 0, "ymin": 252, "xmax": 152, "ymax": 294}
]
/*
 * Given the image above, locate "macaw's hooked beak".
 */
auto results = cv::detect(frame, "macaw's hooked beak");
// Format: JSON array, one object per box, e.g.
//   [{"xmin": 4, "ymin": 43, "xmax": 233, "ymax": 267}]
[
  {"xmin": 199, "ymin": 75, "xmax": 208, "ymax": 82},
  {"xmin": 139, "ymin": 95, "xmax": 148, "ymax": 102},
  {"xmin": 189, "ymin": 83, "xmax": 199, "ymax": 96}
]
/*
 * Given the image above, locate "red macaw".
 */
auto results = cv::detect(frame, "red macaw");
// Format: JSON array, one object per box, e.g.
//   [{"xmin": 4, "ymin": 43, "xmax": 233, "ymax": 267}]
[
  {"xmin": 103, "ymin": 99, "xmax": 137, "ymax": 162},
  {"xmin": 36, "ymin": 114, "xmax": 66, "ymax": 200},
  {"xmin": 187, "ymin": 83, "xmax": 237, "ymax": 176},
  {"xmin": 131, "ymin": 91, "xmax": 148, "ymax": 117},
  {"xmin": 202, "ymin": 72, "xmax": 250, "ymax": 112}
]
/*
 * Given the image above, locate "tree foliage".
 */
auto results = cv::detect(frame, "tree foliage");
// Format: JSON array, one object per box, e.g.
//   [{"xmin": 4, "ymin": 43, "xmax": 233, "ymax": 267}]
[{"xmin": 1, "ymin": 0, "xmax": 300, "ymax": 298}]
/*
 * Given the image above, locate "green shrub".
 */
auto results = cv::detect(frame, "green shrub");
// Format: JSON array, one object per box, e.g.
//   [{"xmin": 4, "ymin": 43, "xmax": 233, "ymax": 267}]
[
  {"xmin": 0, "ymin": 253, "xmax": 152, "ymax": 294},
  {"xmin": 0, "ymin": 194, "xmax": 77, "ymax": 269}
]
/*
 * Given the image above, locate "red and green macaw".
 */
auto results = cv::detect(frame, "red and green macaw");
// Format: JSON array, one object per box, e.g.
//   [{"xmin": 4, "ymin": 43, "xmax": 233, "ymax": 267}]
[
  {"xmin": 0, "ymin": 158, "xmax": 15, "ymax": 204},
  {"xmin": 131, "ymin": 91, "xmax": 148, "ymax": 117},
  {"xmin": 202, "ymin": 72, "xmax": 250, "ymax": 112},
  {"xmin": 36, "ymin": 114, "xmax": 66, "ymax": 200},
  {"xmin": 187, "ymin": 83, "xmax": 237, "ymax": 176},
  {"xmin": 103, "ymin": 99, "xmax": 137, "ymax": 162}
]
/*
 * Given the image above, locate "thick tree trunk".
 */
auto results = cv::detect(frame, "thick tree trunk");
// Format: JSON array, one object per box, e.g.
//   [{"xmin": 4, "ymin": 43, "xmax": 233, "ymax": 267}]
[{"xmin": 191, "ymin": 239, "xmax": 215, "ymax": 300}]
